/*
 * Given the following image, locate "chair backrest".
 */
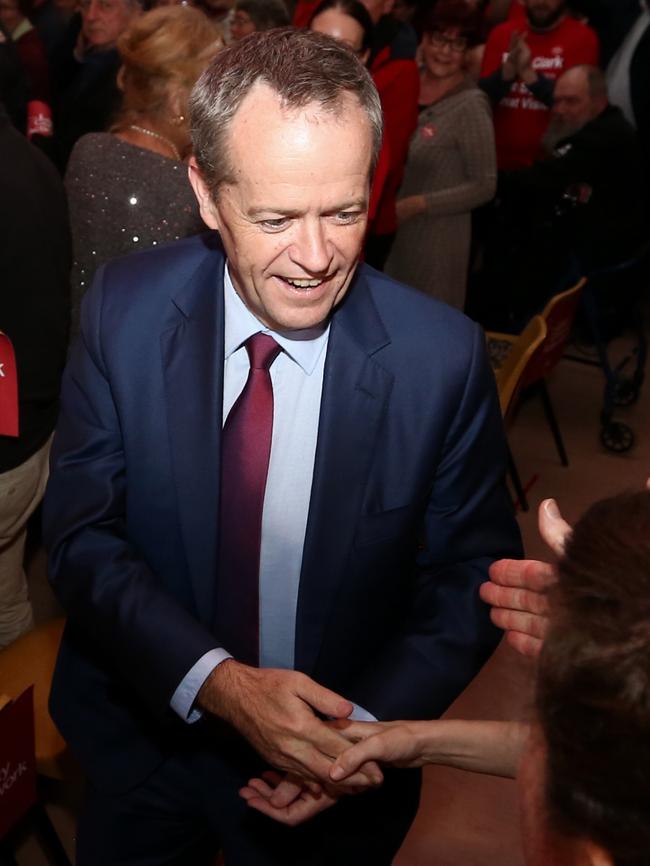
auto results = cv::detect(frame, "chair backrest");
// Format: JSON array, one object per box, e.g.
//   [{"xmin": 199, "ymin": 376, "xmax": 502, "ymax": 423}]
[
  {"xmin": 523, "ymin": 277, "xmax": 585, "ymax": 387},
  {"xmin": 495, "ymin": 315, "xmax": 547, "ymax": 418},
  {"xmin": 0, "ymin": 618, "xmax": 68, "ymax": 779}
]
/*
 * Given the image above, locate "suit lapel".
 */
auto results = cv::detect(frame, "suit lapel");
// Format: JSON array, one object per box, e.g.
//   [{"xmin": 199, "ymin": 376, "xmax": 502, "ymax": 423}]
[
  {"xmin": 295, "ymin": 270, "xmax": 393, "ymax": 674},
  {"xmin": 161, "ymin": 246, "xmax": 225, "ymax": 625}
]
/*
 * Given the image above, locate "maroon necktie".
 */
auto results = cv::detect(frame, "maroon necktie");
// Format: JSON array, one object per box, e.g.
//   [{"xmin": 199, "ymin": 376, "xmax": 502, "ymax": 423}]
[{"xmin": 215, "ymin": 333, "xmax": 281, "ymax": 666}]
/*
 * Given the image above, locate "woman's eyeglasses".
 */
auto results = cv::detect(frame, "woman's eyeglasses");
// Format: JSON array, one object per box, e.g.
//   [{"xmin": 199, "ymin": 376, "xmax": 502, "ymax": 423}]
[{"xmin": 429, "ymin": 32, "xmax": 468, "ymax": 53}]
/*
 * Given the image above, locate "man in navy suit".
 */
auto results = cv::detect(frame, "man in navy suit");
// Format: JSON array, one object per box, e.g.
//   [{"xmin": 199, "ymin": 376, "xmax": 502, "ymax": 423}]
[{"xmin": 44, "ymin": 28, "xmax": 521, "ymax": 866}]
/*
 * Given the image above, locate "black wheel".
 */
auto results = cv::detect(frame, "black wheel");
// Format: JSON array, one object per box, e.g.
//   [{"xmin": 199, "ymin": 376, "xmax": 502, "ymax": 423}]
[
  {"xmin": 613, "ymin": 377, "xmax": 639, "ymax": 406},
  {"xmin": 600, "ymin": 421, "xmax": 635, "ymax": 453}
]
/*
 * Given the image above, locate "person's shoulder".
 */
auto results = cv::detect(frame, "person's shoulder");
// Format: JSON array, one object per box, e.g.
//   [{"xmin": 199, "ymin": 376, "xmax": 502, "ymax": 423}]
[
  {"xmin": 92, "ymin": 232, "xmax": 223, "ymax": 316},
  {"xmin": 456, "ymin": 82, "xmax": 492, "ymax": 112},
  {"xmin": 358, "ymin": 264, "xmax": 480, "ymax": 347},
  {"xmin": 372, "ymin": 55, "xmax": 419, "ymax": 92},
  {"xmin": 103, "ymin": 231, "xmax": 220, "ymax": 284},
  {"xmin": 0, "ymin": 117, "xmax": 64, "ymax": 200},
  {"xmin": 559, "ymin": 14, "xmax": 599, "ymax": 44},
  {"xmin": 578, "ymin": 105, "xmax": 639, "ymax": 149},
  {"xmin": 67, "ymin": 131, "xmax": 113, "ymax": 166}
]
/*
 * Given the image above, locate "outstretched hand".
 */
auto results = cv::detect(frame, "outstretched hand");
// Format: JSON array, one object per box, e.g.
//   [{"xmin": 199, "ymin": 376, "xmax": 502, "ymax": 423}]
[
  {"xmin": 240, "ymin": 771, "xmax": 339, "ymax": 826},
  {"xmin": 240, "ymin": 768, "xmax": 370, "ymax": 827},
  {"xmin": 480, "ymin": 498, "xmax": 572, "ymax": 657},
  {"xmin": 198, "ymin": 661, "xmax": 383, "ymax": 789}
]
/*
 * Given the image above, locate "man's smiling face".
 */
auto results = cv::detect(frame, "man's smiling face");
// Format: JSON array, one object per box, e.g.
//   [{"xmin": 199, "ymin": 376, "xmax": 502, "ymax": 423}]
[{"xmin": 189, "ymin": 82, "xmax": 372, "ymax": 332}]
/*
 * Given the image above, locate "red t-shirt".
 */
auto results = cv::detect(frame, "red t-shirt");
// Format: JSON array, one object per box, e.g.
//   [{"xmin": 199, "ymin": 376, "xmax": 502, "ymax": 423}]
[
  {"xmin": 481, "ymin": 16, "xmax": 599, "ymax": 169},
  {"xmin": 370, "ymin": 48, "xmax": 419, "ymax": 235}
]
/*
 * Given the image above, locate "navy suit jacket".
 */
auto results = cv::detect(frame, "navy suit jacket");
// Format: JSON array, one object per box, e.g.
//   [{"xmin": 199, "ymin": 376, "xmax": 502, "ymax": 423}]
[{"xmin": 44, "ymin": 233, "xmax": 521, "ymax": 793}]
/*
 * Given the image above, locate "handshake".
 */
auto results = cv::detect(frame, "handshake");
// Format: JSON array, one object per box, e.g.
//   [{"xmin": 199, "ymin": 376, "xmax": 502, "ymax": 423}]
[{"xmin": 200, "ymin": 498, "xmax": 566, "ymax": 828}]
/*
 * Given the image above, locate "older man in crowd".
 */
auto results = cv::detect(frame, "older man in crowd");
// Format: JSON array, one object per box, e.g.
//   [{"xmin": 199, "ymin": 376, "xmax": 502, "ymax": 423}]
[
  {"xmin": 480, "ymin": 0, "xmax": 599, "ymax": 170},
  {"xmin": 44, "ymin": 28, "xmax": 520, "ymax": 866},
  {"xmin": 473, "ymin": 64, "xmax": 646, "ymax": 329},
  {"xmin": 49, "ymin": 0, "xmax": 140, "ymax": 167}
]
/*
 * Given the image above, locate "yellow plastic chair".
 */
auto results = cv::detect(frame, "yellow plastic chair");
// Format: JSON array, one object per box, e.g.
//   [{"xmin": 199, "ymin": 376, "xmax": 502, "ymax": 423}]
[
  {"xmin": 488, "ymin": 278, "xmax": 585, "ymax": 467},
  {"xmin": 490, "ymin": 316, "xmax": 547, "ymax": 511}
]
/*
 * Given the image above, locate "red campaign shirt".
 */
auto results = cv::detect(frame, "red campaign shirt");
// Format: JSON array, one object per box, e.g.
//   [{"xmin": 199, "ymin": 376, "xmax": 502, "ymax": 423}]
[
  {"xmin": 370, "ymin": 47, "xmax": 419, "ymax": 235},
  {"xmin": 481, "ymin": 16, "xmax": 599, "ymax": 169}
]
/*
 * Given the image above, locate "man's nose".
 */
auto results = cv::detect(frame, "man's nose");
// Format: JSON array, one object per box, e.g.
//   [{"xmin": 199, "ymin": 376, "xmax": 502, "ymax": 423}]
[
  {"xmin": 84, "ymin": 1, "xmax": 99, "ymax": 20},
  {"xmin": 291, "ymin": 220, "xmax": 332, "ymax": 274}
]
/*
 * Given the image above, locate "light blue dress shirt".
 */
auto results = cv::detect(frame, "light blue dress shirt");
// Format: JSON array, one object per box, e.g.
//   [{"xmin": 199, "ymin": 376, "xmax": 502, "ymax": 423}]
[{"xmin": 170, "ymin": 267, "xmax": 377, "ymax": 724}]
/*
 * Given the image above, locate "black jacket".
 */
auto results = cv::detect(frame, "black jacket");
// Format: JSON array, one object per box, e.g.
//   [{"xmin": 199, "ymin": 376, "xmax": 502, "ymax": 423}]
[
  {"xmin": 501, "ymin": 105, "xmax": 647, "ymax": 269},
  {"xmin": 0, "ymin": 108, "xmax": 71, "ymax": 471}
]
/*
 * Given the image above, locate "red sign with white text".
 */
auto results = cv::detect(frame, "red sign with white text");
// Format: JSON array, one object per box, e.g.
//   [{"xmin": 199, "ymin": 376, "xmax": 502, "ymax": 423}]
[{"xmin": 0, "ymin": 688, "xmax": 38, "ymax": 837}]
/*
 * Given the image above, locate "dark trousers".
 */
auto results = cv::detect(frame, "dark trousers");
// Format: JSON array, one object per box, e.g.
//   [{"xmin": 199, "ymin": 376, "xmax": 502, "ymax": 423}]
[{"xmin": 77, "ymin": 738, "xmax": 421, "ymax": 866}]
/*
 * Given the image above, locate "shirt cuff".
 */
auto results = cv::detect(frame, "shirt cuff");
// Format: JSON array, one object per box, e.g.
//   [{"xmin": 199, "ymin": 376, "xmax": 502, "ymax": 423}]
[
  {"xmin": 348, "ymin": 702, "xmax": 378, "ymax": 722},
  {"xmin": 170, "ymin": 648, "xmax": 233, "ymax": 723}
]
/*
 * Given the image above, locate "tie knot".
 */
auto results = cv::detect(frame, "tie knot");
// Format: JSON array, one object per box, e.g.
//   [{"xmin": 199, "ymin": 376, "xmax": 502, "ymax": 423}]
[{"xmin": 246, "ymin": 333, "xmax": 281, "ymax": 371}]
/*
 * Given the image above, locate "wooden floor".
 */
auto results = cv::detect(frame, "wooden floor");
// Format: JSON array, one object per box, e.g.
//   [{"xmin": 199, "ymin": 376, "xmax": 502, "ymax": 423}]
[{"xmin": 16, "ymin": 321, "xmax": 650, "ymax": 866}]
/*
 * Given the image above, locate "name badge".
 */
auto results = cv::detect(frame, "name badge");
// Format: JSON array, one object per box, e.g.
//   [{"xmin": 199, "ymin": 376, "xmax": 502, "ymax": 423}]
[{"xmin": 0, "ymin": 332, "xmax": 19, "ymax": 437}]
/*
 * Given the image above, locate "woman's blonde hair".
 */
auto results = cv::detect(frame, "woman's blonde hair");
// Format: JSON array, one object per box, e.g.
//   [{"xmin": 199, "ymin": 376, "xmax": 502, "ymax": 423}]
[{"xmin": 116, "ymin": 6, "xmax": 222, "ymax": 123}]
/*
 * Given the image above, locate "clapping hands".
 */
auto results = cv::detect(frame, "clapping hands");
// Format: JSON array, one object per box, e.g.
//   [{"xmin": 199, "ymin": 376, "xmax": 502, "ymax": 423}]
[{"xmin": 502, "ymin": 30, "xmax": 535, "ymax": 84}]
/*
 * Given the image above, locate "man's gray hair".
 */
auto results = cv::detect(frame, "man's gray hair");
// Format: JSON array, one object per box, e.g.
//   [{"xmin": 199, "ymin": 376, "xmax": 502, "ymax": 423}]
[{"xmin": 190, "ymin": 27, "xmax": 383, "ymax": 196}]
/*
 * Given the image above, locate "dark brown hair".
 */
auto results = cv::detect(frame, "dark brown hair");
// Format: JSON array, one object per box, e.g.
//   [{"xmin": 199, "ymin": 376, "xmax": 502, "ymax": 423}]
[
  {"xmin": 422, "ymin": 0, "xmax": 481, "ymax": 46},
  {"xmin": 538, "ymin": 491, "xmax": 650, "ymax": 866}
]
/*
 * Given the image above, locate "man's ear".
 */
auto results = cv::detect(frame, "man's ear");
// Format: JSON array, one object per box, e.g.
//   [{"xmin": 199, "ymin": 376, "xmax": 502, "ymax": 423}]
[{"xmin": 188, "ymin": 157, "xmax": 220, "ymax": 231}]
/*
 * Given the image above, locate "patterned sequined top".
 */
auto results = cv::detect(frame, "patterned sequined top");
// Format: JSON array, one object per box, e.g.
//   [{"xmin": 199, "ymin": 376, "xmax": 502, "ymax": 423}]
[{"xmin": 65, "ymin": 132, "xmax": 205, "ymax": 337}]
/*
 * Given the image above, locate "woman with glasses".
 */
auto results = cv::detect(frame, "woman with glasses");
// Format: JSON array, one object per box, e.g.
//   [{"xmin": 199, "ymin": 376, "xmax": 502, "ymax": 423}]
[{"xmin": 383, "ymin": 0, "xmax": 496, "ymax": 310}]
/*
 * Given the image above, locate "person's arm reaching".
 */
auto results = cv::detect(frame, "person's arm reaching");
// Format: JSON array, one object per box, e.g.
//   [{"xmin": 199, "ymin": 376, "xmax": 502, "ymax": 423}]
[
  {"xmin": 331, "ymin": 719, "xmax": 528, "ymax": 779},
  {"xmin": 241, "ymin": 719, "xmax": 528, "ymax": 824}
]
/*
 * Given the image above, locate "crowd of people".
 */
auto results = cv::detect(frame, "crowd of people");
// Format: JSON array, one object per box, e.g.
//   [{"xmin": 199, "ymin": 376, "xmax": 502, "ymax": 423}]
[
  {"xmin": 2, "ymin": 0, "xmax": 648, "ymax": 328},
  {"xmin": 1, "ymin": 1, "xmax": 649, "ymax": 865}
]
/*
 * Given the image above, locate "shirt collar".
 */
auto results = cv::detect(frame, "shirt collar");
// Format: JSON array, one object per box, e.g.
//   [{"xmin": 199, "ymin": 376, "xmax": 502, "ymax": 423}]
[{"xmin": 223, "ymin": 265, "xmax": 329, "ymax": 375}]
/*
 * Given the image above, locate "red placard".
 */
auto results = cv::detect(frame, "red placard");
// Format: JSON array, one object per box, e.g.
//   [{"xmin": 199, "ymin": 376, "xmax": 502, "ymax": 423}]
[
  {"xmin": 0, "ymin": 331, "xmax": 19, "ymax": 438},
  {"xmin": 0, "ymin": 688, "xmax": 38, "ymax": 837}
]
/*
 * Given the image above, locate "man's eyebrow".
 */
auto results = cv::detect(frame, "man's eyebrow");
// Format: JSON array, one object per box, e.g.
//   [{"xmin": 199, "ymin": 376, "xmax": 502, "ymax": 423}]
[
  {"xmin": 247, "ymin": 207, "xmax": 301, "ymax": 218},
  {"xmin": 247, "ymin": 199, "xmax": 368, "ymax": 217}
]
